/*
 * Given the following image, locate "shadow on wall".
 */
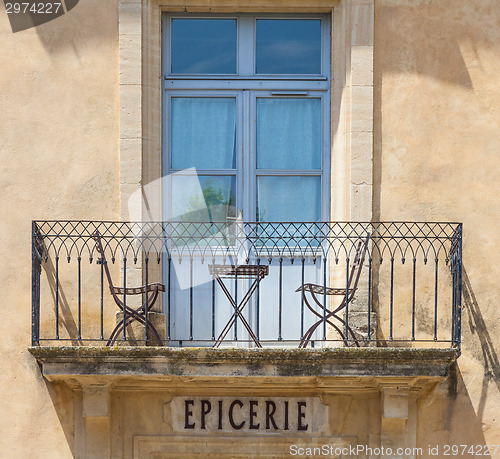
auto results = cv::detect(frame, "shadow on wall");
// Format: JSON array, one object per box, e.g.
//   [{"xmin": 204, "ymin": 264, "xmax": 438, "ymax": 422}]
[
  {"xmin": 374, "ymin": 2, "xmax": 499, "ymax": 90},
  {"xmin": 42, "ymin": 258, "xmax": 82, "ymax": 346},
  {"xmin": 43, "ymin": 377, "xmax": 78, "ymax": 458},
  {"xmin": 462, "ymin": 267, "xmax": 500, "ymax": 422},
  {"xmin": 33, "ymin": 0, "xmax": 117, "ymax": 58},
  {"xmin": 419, "ymin": 364, "xmax": 488, "ymax": 455},
  {"xmin": 372, "ymin": 0, "xmax": 500, "ymax": 221},
  {"xmin": 419, "ymin": 266, "xmax": 500, "ymax": 451}
]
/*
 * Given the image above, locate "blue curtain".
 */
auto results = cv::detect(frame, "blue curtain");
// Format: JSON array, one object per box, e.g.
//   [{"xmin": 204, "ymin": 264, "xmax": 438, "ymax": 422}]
[
  {"xmin": 257, "ymin": 98, "xmax": 321, "ymax": 170},
  {"xmin": 257, "ymin": 176, "xmax": 321, "ymax": 222}
]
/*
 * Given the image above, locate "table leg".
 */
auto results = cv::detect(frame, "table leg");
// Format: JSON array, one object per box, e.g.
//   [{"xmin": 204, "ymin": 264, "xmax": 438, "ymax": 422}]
[{"xmin": 213, "ymin": 277, "xmax": 262, "ymax": 348}]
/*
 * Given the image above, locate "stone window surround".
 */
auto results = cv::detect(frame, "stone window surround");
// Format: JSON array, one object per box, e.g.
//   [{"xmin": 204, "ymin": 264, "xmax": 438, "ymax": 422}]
[{"xmin": 118, "ymin": 0, "xmax": 374, "ymax": 224}]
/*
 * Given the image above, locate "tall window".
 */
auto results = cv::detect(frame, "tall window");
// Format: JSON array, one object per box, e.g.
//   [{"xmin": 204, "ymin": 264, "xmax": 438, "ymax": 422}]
[
  {"xmin": 162, "ymin": 14, "xmax": 331, "ymax": 345},
  {"xmin": 162, "ymin": 14, "xmax": 331, "ymax": 224}
]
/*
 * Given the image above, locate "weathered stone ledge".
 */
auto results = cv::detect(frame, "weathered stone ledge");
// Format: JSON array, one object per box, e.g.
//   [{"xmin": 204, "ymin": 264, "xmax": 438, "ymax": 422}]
[{"xmin": 29, "ymin": 346, "xmax": 459, "ymax": 385}]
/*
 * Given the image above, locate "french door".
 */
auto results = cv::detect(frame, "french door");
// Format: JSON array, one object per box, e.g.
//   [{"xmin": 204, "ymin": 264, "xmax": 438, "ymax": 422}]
[
  {"xmin": 161, "ymin": 13, "xmax": 331, "ymax": 345},
  {"xmin": 162, "ymin": 90, "xmax": 329, "ymax": 346}
]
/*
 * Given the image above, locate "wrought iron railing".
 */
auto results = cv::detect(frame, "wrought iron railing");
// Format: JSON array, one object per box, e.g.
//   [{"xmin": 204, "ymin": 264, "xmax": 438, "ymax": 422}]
[{"xmin": 31, "ymin": 221, "xmax": 462, "ymax": 348}]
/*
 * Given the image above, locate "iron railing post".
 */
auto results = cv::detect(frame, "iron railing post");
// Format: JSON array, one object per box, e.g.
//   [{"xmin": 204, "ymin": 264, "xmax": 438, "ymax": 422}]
[
  {"xmin": 31, "ymin": 221, "xmax": 41, "ymax": 346},
  {"xmin": 456, "ymin": 224, "xmax": 463, "ymax": 349}
]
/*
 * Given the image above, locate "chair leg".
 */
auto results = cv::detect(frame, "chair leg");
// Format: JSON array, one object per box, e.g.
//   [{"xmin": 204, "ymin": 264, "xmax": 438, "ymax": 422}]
[
  {"xmin": 107, "ymin": 305, "xmax": 162, "ymax": 346},
  {"xmin": 299, "ymin": 290, "xmax": 361, "ymax": 348},
  {"xmin": 299, "ymin": 318, "xmax": 348, "ymax": 348},
  {"xmin": 107, "ymin": 290, "xmax": 163, "ymax": 346},
  {"xmin": 107, "ymin": 301, "xmax": 146, "ymax": 344},
  {"xmin": 326, "ymin": 313, "xmax": 360, "ymax": 347},
  {"xmin": 299, "ymin": 300, "xmax": 360, "ymax": 348},
  {"xmin": 107, "ymin": 315, "xmax": 162, "ymax": 346}
]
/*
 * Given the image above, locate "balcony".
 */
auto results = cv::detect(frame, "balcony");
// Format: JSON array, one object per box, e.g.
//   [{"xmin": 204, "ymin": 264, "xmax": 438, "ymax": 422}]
[{"xmin": 30, "ymin": 220, "xmax": 461, "ymax": 384}]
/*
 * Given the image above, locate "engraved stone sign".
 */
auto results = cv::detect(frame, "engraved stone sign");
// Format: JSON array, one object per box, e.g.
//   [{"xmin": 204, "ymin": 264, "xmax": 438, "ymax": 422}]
[{"xmin": 169, "ymin": 396, "xmax": 328, "ymax": 434}]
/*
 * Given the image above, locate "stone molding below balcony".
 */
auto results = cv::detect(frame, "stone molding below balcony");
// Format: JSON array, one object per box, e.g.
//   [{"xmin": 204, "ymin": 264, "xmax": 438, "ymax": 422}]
[{"xmin": 29, "ymin": 346, "xmax": 459, "ymax": 391}]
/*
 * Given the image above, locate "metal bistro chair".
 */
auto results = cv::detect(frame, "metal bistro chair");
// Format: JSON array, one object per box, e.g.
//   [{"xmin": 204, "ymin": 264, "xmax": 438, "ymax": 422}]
[
  {"xmin": 93, "ymin": 231, "xmax": 165, "ymax": 346},
  {"xmin": 295, "ymin": 233, "xmax": 370, "ymax": 348}
]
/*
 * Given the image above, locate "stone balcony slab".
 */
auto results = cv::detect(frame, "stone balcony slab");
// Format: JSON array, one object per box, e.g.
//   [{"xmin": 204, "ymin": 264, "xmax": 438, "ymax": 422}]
[{"xmin": 30, "ymin": 346, "xmax": 459, "ymax": 391}]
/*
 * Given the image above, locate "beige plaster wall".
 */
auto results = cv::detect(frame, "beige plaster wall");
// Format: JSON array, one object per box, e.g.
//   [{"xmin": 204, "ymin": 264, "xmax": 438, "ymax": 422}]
[
  {"xmin": 374, "ymin": 0, "xmax": 500, "ymax": 449},
  {"xmin": 1, "ymin": 0, "xmax": 500, "ymax": 456},
  {"xmin": 0, "ymin": 0, "xmax": 119, "ymax": 456}
]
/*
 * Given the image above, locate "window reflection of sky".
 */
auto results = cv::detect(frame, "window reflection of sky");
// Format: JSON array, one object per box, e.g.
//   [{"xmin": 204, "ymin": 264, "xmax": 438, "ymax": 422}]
[
  {"xmin": 256, "ymin": 20, "xmax": 321, "ymax": 74},
  {"xmin": 171, "ymin": 19, "xmax": 237, "ymax": 74}
]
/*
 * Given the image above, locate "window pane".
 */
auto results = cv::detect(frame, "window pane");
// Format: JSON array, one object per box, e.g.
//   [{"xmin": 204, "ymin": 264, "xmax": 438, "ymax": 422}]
[
  {"xmin": 171, "ymin": 98, "xmax": 236, "ymax": 170},
  {"xmin": 257, "ymin": 176, "xmax": 321, "ymax": 222},
  {"xmin": 257, "ymin": 98, "xmax": 321, "ymax": 170},
  {"xmin": 256, "ymin": 19, "xmax": 321, "ymax": 74},
  {"xmin": 171, "ymin": 175, "xmax": 236, "ymax": 222},
  {"xmin": 171, "ymin": 19, "xmax": 237, "ymax": 74}
]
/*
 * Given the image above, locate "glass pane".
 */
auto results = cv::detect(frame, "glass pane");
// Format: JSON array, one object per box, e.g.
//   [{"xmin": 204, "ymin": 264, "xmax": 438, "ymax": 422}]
[
  {"xmin": 257, "ymin": 98, "xmax": 321, "ymax": 169},
  {"xmin": 171, "ymin": 98, "xmax": 236, "ymax": 170},
  {"xmin": 256, "ymin": 19, "xmax": 321, "ymax": 74},
  {"xmin": 171, "ymin": 19, "xmax": 237, "ymax": 74},
  {"xmin": 171, "ymin": 175, "xmax": 236, "ymax": 222},
  {"xmin": 257, "ymin": 176, "xmax": 321, "ymax": 222}
]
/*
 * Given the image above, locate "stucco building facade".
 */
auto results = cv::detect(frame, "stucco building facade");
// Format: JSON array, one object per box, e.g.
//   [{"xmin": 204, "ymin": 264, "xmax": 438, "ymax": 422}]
[{"xmin": 1, "ymin": 0, "xmax": 500, "ymax": 458}]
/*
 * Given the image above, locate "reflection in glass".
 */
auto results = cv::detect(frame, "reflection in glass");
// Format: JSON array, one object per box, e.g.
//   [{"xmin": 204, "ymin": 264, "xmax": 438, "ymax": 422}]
[
  {"xmin": 256, "ymin": 19, "xmax": 321, "ymax": 74},
  {"xmin": 257, "ymin": 176, "xmax": 321, "ymax": 222},
  {"xmin": 171, "ymin": 19, "xmax": 237, "ymax": 74},
  {"xmin": 171, "ymin": 98, "xmax": 236, "ymax": 170},
  {"xmin": 171, "ymin": 175, "xmax": 236, "ymax": 223},
  {"xmin": 257, "ymin": 98, "xmax": 321, "ymax": 170}
]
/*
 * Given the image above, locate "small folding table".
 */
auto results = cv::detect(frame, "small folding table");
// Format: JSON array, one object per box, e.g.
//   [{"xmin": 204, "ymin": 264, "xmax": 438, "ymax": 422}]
[{"xmin": 209, "ymin": 264, "xmax": 269, "ymax": 348}]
